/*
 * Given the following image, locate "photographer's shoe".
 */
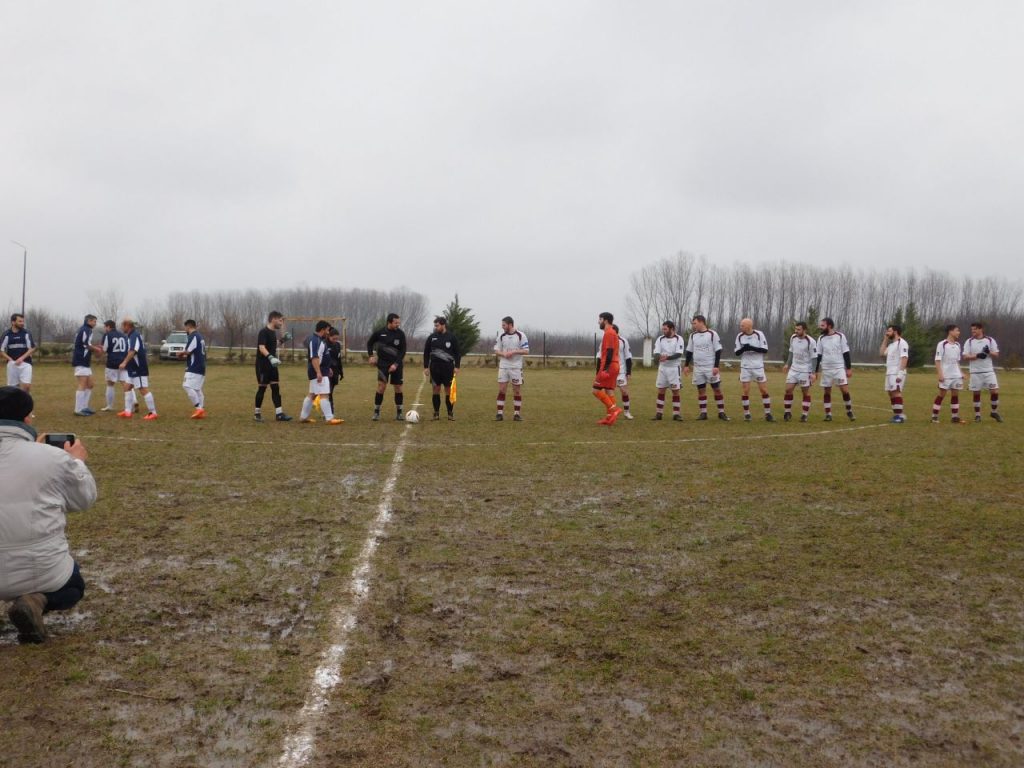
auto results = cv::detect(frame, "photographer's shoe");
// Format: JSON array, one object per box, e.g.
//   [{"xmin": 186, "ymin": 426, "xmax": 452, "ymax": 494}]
[{"xmin": 8, "ymin": 593, "xmax": 47, "ymax": 644}]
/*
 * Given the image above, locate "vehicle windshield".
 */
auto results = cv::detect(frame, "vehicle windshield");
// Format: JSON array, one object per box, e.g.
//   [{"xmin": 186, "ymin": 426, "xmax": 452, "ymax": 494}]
[{"xmin": 166, "ymin": 332, "xmax": 189, "ymax": 344}]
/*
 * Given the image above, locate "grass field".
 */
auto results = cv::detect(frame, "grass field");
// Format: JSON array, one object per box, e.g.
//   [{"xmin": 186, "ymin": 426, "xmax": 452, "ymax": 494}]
[{"xmin": 1, "ymin": 360, "xmax": 1022, "ymax": 767}]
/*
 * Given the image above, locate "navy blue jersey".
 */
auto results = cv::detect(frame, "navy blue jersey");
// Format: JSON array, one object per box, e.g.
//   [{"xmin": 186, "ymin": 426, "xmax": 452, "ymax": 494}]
[
  {"xmin": 1, "ymin": 328, "xmax": 34, "ymax": 364},
  {"xmin": 185, "ymin": 331, "xmax": 207, "ymax": 374},
  {"xmin": 305, "ymin": 334, "xmax": 329, "ymax": 379},
  {"xmin": 125, "ymin": 330, "xmax": 149, "ymax": 377},
  {"xmin": 72, "ymin": 324, "xmax": 95, "ymax": 366},
  {"xmin": 103, "ymin": 331, "xmax": 128, "ymax": 369},
  {"xmin": 325, "ymin": 340, "xmax": 343, "ymax": 379}
]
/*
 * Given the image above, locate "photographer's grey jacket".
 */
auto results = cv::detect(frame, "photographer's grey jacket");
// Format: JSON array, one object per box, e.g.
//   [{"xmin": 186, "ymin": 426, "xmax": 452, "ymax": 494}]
[{"xmin": 0, "ymin": 421, "xmax": 96, "ymax": 600}]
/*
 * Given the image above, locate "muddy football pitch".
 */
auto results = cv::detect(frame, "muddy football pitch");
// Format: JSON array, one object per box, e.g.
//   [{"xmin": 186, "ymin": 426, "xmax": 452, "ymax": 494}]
[{"xmin": 2, "ymin": 362, "xmax": 1022, "ymax": 767}]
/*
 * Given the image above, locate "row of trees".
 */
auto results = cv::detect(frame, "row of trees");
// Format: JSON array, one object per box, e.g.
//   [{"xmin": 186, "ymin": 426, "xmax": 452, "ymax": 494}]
[
  {"xmin": 4, "ymin": 287, "xmax": 599, "ymax": 363},
  {"xmin": 627, "ymin": 253, "xmax": 1024, "ymax": 364},
  {"xmin": 10, "ymin": 257, "xmax": 1024, "ymax": 365},
  {"xmin": 6, "ymin": 286, "xmax": 431, "ymax": 355}
]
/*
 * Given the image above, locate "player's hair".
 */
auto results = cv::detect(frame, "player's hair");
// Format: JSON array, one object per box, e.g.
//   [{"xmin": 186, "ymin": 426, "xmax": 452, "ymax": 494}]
[
  {"xmin": 945, "ymin": 324, "xmax": 959, "ymax": 334},
  {"xmin": 599, "ymin": 311, "xmax": 614, "ymax": 323},
  {"xmin": 970, "ymin": 321, "xmax": 984, "ymax": 330},
  {"xmin": 121, "ymin": 317, "xmax": 136, "ymax": 329},
  {"xmin": 821, "ymin": 317, "xmax": 835, "ymax": 330},
  {"xmin": 10, "ymin": 313, "xmax": 24, "ymax": 322},
  {"xmin": 104, "ymin": 320, "xmax": 115, "ymax": 330},
  {"xmin": 315, "ymin": 320, "xmax": 330, "ymax": 332},
  {"xmin": 795, "ymin": 321, "xmax": 808, "ymax": 331},
  {"xmin": 612, "ymin": 324, "xmax": 620, "ymax": 333},
  {"xmin": 433, "ymin": 316, "xmax": 447, "ymax": 326},
  {"xmin": 328, "ymin": 326, "xmax": 339, "ymax": 336},
  {"xmin": 84, "ymin": 314, "xmax": 97, "ymax": 323},
  {"xmin": 502, "ymin": 316, "xmax": 514, "ymax": 325},
  {"xmin": 386, "ymin": 313, "xmax": 400, "ymax": 324},
  {"xmin": 889, "ymin": 324, "xmax": 903, "ymax": 335},
  {"xmin": 268, "ymin": 311, "xmax": 283, "ymax": 322},
  {"xmin": 662, "ymin": 320, "xmax": 675, "ymax": 331},
  {"xmin": 184, "ymin": 319, "xmax": 197, "ymax": 329},
  {"xmin": 691, "ymin": 314, "xmax": 706, "ymax": 324}
]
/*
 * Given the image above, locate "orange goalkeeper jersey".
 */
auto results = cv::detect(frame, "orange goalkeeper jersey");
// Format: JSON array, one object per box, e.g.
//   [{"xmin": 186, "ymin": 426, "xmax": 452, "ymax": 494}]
[{"xmin": 600, "ymin": 325, "xmax": 620, "ymax": 370}]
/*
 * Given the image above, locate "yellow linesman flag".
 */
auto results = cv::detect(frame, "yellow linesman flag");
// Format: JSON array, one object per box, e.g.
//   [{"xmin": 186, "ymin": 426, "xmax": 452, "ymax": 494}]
[{"xmin": 449, "ymin": 375, "xmax": 457, "ymax": 404}]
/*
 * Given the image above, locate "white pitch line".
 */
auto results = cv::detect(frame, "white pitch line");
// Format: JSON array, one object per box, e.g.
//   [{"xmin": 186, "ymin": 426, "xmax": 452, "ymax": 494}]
[
  {"xmin": 82, "ymin": 419, "xmax": 893, "ymax": 452},
  {"xmin": 277, "ymin": 383, "xmax": 425, "ymax": 768},
  {"xmin": 78, "ymin": 433, "xmax": 399, "ymax": 448}
]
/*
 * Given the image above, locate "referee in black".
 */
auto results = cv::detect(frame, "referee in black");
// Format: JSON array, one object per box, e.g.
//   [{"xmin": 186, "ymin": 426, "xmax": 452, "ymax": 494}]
[
  {"xmin": 367, "ymin": 313, "xmax": 407, "ymax": 420},
  {"xmin": 423, "ymin": 316, "xmax": 461, "ymax": 421}
]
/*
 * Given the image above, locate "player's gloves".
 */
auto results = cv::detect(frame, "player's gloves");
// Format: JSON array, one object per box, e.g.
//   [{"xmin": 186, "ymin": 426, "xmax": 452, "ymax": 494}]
[
  {"xmin": 976, "ymin": 352, "xmax": 987, "ymax": 360},
  {"xmin": 281, "ymin": 332, "xmax": 293, "ymax": 342},
  {"xmin": 268, "ymin": 356, "xmax": 281, "ymax": 367}
]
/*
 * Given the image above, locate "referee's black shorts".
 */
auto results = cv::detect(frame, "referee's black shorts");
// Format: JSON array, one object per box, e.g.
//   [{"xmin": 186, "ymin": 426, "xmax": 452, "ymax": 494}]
[
  {"xmin": 429, "ymin": 362, "xmax": 455, "ymax": 387},
  {"xmin": 376, "ymin": 363, "xmax": 403, "ymax": 386}
]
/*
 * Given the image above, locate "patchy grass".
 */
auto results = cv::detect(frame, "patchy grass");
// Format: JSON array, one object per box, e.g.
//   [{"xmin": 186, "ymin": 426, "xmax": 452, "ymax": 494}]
[{"xmin": 1, "ymin": 361, "xmax": 1022, "ymax": 767}]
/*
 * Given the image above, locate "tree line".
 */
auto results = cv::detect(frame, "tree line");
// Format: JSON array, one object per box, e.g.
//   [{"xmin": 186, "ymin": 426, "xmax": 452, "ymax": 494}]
[
  {"xmin": 6, "ymin": 286, "xmax": 430, "ymax": 356},
  {"xmin": 626, "ymin": 253, "xmax": 1024, "ymax": 365},
  {"xmin": 10, "ymin": 257, "xmax": 1024, "ymax": 365}
]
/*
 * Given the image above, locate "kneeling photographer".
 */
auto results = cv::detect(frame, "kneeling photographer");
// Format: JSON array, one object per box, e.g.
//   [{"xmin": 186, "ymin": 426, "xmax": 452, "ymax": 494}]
[{"xmin": 0, "ymin": 386, "xmax": 96, "ymax": 644}]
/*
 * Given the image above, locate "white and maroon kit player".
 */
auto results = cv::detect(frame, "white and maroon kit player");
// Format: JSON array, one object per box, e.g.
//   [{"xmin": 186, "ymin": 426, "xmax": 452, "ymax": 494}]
[
  {"xmin": 494, "ymin": 317, "xmax": 529, "ymax": 421},
  {"xmin": 932, "ymin": 325, "xmax": 964, "ymax": 423},
  {"xmin": 962, "ymin": 322, "xmax": 1002, "ymax": 423},
  {"xmin": 684, "ymin": 315, "xmax": 729, "ymax": 421},
  {"xmin": 652, "ymin": 321, "xmax": 685, "ymax": 421},
  {"xmin": 815, "ymin": 318, "xmax": 855, "ymax": 421},
  {"xmin": 880, "ymin": 325, "xmax": 909, "ymax": 423},
  {"xmin": 734, "ymin": 318, "xmax": 774, "ymax": 422},
  {"xmin": 783, "ymin": 323, "xmax": 817, "ymax": 422},
  {"xmin": 614, "ymin": 325, "xmax": 634, "ymax": 419}
]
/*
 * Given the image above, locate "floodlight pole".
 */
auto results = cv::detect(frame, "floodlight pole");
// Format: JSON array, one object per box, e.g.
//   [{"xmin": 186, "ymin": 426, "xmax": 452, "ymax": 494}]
[{"xmin": 11, "ymin": 241, "xmax": 27, "ymax": 315}]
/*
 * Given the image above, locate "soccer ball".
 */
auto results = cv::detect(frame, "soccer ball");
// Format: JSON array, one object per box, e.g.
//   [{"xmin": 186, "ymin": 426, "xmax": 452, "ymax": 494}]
[{"xmin": 405, "ymin": 410, "xmax": 420, "ymax": 423}]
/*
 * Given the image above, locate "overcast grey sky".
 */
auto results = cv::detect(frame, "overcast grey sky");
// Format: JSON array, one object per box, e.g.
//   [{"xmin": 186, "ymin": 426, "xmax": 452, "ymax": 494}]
[{"xmin": 2, "ymin": 1, "xmax": 1022, "ymax": 333}]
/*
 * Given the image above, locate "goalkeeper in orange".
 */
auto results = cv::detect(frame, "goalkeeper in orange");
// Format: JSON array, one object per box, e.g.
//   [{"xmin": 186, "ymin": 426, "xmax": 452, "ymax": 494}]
[{"xmin": 593, "ymin": 312, "xmax": 623, "ymax": 425}]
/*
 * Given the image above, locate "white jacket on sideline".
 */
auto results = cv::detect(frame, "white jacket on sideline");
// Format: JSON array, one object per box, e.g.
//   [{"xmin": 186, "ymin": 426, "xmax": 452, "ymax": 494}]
[{"xmin": 0, "ymin": 422, "xmax": 96, "ymax": 600}]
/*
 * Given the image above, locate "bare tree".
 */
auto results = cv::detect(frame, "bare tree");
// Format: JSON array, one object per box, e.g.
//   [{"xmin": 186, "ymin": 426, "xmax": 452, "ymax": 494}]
[
  {"xmin": 626, "ymin": 264, "xmax": 658, "ymax": 338},
  {"xmin": 88, "ymin": 288, "xmax": 124, "ymax": 324}
]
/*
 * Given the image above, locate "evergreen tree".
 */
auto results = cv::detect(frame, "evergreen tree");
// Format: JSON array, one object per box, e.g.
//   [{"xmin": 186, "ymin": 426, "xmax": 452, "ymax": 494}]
[
  {"xmin": 805, "ymin": 305, "xmax": 820, "ymax": 332},
  {"xmin": 442, "ymin": 294, "xmax": 481, "ymax": 355},
  {"xmin": 781, "ymin": 306, "xmax": 819, "ymax": 354},
  {"xmin": 887, "ymin": 303, "xmax": 929, "ymax": 367}
]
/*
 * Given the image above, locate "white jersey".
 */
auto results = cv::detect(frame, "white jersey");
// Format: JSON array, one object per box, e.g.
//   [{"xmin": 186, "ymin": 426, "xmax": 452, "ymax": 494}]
[
  {"xmin": 934, "ymin": 340, "xmax": 962, "ymax": 379},
  {"xmin": 494, "ymin": 329, "xmax": 529, "ymax": 370},
  {"xmin": 885, "ymin": 338, "xmax": 909, "ymax": 375},
  {"xmin": 817, "ymin": 331, "xmax": 850, "ymax": 371},
  {"xmin": 734, "ymin": 330, "xmax": 768, "ymax": 371},
  {"xmin": 787, "ymin": 334, "xmax": 817, "ymax": 374},
  {"xmin": 686, "ymin": 329, "xmax": 721, "ymax": 369},
  {"xmin": 653, "ymin": 334, "xmax": 685, "ymax": 370},
  {"xmin": 963, "ymin": 335, "xmax": 998, "ymax": 374},
  {"xmin": 619, "ymin": 336, "xmax": 633, "ymax": 366}
]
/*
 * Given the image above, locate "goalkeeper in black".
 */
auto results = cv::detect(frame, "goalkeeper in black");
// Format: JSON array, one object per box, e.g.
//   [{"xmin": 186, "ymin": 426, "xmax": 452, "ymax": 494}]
[
  {"xmin": 254, "ymin": 311, "xmax": 292, "ymax": 422},
  {"xmin": 423, "ymin": 316, "xmax": 461, "ymax": 420},
  {"xmin": 367, "ymin": 313, "xmax": 407, "ymax": 420}
]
